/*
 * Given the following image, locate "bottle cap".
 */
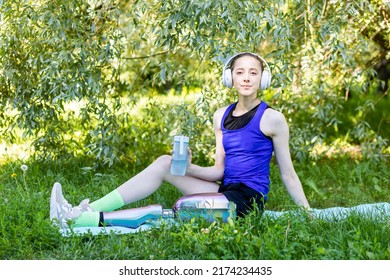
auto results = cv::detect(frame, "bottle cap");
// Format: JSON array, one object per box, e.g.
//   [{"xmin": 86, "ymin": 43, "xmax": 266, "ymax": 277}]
[
  {"xmin": 162, "ymin": 209, "xmax": 175, "ymax": 219},
  {"xmin": 174, "ymin": 135, "xmax": 189, "ymax": 155}
]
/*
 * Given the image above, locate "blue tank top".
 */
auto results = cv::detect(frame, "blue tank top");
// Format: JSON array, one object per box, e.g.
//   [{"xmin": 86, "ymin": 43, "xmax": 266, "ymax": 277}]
[{"xmin": 221, "ymin": 101, "xmax": 274, "ymax": 198}]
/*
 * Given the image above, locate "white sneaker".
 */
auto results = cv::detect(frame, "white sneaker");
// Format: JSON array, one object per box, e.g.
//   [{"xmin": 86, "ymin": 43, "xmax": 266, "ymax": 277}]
[{"xmin": 50, "ymin": 182, "xmax": 93, "ymax": 228}]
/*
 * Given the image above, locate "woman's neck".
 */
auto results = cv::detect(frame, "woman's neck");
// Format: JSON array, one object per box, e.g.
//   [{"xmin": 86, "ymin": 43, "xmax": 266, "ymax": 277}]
[
  {"xmin": 235, "ymin": 97, "xmax": 261, "ymax": 114},
  {"xmin": 236, "ymin": 97, "xmax": 261, "ymax": 112}
]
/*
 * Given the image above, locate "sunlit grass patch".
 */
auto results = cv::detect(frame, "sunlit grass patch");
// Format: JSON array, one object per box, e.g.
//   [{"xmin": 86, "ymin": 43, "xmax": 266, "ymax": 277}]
[{"xmin": 0, "ymin": 155, "xmax": 388, "ymax": 260}]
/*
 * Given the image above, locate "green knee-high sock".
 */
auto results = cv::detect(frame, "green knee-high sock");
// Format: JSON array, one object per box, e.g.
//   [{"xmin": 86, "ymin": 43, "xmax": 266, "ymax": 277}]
[
  {"xmin": 73, "ymin": 212, "xmax": 100, "ymax": 227},
  {"xmin": 89, "ymin": 189, "xmax": 125, "ymax": 212}
]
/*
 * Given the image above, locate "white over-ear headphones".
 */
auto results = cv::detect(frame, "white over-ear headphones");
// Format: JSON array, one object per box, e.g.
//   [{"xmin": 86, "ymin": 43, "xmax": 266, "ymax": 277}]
[{"xmin": 222, "ymin": 52, "xmax": 272, "ymax": 90}]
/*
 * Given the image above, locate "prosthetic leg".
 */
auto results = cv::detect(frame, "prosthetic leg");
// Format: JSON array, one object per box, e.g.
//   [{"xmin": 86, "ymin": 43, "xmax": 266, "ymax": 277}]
[
  {"xmin": 102, "ymin": 204, "xmax": 164, "ymax": 228},
  {"xmin": 99, "ymin": 193, "xmax": 236, "ymax": 228}
]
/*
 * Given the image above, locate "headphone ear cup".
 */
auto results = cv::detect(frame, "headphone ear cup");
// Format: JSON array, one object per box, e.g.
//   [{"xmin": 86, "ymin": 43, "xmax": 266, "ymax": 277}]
[
  {"xmin": 223, "ymin": 69, "xmax": 233, "ymax": 88},
  {"xmin": 260, "ymin": 70, "xmax": 271, "ymax": 90}
]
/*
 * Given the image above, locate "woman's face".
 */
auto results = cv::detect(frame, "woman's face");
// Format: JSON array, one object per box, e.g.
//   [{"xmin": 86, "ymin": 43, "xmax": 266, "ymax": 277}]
[{"xmin": 231, "ymin": 55, "xmax": 262, "ymax": 96}]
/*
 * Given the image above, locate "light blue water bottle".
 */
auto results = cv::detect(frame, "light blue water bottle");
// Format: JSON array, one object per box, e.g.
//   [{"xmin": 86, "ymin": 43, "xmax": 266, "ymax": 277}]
[{"xmin": 171, "ymin": 135, "xmax": 189, "ymax": 176}]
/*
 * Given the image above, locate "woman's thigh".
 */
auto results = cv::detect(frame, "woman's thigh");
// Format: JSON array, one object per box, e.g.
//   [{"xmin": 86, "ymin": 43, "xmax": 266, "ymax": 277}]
[{"xmin": 165, "ymin": 173, "xmax": 220, "ymax": 195}]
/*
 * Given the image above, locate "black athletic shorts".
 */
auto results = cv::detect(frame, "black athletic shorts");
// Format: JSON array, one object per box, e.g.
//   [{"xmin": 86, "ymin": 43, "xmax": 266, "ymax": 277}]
[{"xmin": 218, "ymin": 182, "xmax": 265, "ymax": 217}]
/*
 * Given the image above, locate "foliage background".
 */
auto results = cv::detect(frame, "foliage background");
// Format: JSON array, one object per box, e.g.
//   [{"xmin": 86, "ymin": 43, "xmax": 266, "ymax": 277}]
[
  {"xmin": 0, "ymin": 0, "xmax": 389, "ymax": 167},
  {"xmin": 0, "ymin": 0, "xmax": 389, "ymax": 261}
]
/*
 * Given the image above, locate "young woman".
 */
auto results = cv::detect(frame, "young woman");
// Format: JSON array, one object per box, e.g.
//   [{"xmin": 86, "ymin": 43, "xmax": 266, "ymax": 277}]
[{"xmin": 50, "ymin": 52, "xmax": 310, "ymax": 228}]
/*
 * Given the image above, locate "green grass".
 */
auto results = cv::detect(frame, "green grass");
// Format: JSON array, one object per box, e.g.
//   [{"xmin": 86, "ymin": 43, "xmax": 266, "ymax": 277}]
[{"xmin": 0, "ymin": 156, "xmax": 389, "ymax": 260}]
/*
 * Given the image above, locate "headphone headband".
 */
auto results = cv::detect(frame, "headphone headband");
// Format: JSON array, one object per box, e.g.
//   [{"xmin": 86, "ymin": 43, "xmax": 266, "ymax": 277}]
[{"xmin": 222, "ymin": 52, "xmax": 272, "ymax": 90}]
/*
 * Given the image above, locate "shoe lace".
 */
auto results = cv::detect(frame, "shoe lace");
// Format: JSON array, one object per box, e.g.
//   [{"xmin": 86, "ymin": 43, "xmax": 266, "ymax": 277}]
[{"xmin": 63, "ymin": 199, "xmax": 93, "ymax": 220}]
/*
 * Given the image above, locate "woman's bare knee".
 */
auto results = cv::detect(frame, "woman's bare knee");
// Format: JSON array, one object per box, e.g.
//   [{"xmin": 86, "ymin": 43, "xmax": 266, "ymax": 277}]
[{"xmin": 154, "ymin": 155, "xmax": 171, "ymax": 169}]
